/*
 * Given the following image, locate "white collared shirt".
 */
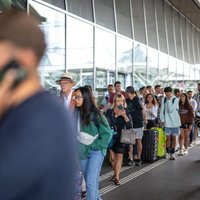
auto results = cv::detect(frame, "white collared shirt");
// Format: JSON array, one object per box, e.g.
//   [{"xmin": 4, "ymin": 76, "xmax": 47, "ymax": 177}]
[{"xmin": 64, "ymin": 90, "xmax": 73, "ymax": 109}]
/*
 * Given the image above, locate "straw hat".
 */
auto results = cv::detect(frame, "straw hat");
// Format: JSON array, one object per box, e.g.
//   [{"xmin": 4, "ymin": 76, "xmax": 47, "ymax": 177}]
[{"xmin": 56, "ymin": 72, "xmax": 76, "ymax": 85}]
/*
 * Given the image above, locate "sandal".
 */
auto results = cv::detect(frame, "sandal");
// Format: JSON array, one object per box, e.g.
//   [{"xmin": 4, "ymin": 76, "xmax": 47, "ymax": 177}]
[{"xmin": 114, "ymin": 179, "xmax": 121, "ymax": 186}]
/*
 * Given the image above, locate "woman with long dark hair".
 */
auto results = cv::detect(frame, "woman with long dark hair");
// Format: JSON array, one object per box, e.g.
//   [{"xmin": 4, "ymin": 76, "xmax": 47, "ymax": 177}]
[
  {"xmin": 179, "ymin": 93, "xmax": 194, "ymax": 155},
  {"xmin": 74, "ymin": 86, "xmax": 112, "ymax": 200}
]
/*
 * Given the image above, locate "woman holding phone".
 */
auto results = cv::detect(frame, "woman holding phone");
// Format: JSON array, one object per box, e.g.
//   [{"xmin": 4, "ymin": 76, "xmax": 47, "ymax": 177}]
[{"xmin": 109, "ymin": 94, "xmax": 132, "ymax": 185}]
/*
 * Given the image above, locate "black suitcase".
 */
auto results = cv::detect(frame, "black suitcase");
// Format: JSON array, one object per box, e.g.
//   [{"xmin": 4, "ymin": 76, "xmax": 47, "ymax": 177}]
[{"xmin": 141, "ymin": 129, "xmax": 158, "ymax": 162}]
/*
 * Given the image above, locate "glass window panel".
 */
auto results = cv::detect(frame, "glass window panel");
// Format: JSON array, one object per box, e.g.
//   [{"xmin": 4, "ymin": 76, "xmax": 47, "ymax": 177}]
[
  {"xmin": 165, "ymin": 2, "xmax": 175, "ymax": 57},
  {"xmin": 29, "ymin": 1, "xmax": 65, "ymax": 70},
  {"xmin": 115, "ymin": 0, "xmax": 132, "ymax": 38},
  {"xmin": 38, "ymin": 69, "xmax": 64, "ymax": 93},
  {"xmin": 193, "ymin": 29, "xmax": 199, "ymax": 64},
  {"xmin": 67, "ymin": 0, "xmax": 93, "ymax": 22},
  {"xmin": 168, "ymin": 57, "xmax": 176, "ymax": 87},
  {"xmin": 42, "ymin": 0, "xmax": 65, "ymax": 9},
  {"xmin": 95, "ymin": 28, "xmax": 115, "ymax": 72},
  {"xmin": 94, "ymin": 0, "xmax": 115, "ymax": 31},
  {"xmin": 159, "ymin": 52, "xmax": 168, "ymax": 87},
  {"xmin": 68, "ymin": 69, "xmax": 94, "ymax": 88},
  {"xmin": 176, "ymin": 60, "xmax": 184, "ymax": 90},
  {"xmin": 173, "ymin": 10, "xmax": 182, "ymax": 60},
  {"xmin": 96, "ymin": 69, "xmax": 107, "ymax": 89},
  {"xmin": 117, "ymin": 37, "xmax": 133, "ymax": 86},
  {"xmin": 194, "ymin": 66, "xmax": 200, "ymax": 81},
  {"xmin": 187, "ymin": 22, "xmax": 194, "ymax": 64},
  {"xmin": 134, "ymin": 43, "xmax": 147, "ymax": 88},
  {"xmin": 29, "ymin": 1, "xmax": 65, "ymax": 90},
  {"xmin": 67, "ymin": 16, "xmax": 93, "ymax": 70},
  {"xmin": 117, "ymin": 37, "xmax": 133, "ymax": 73},
  {"xmin": 189, "ymin": 65, "xmax": 195, "ymax": 81},
  {"xmin": 0, "ymin": 0, "xmax": 27, "ymax": 11},
  {"xmin": 183, "ymin": 62, "xmax": 190, "ymax": 81},
  {"xmin": 144, "ymin": 0, "xmax": 158, "ymax": 49},
  {"xmin": 131, "ymin": 0, "xmax": 146, "ymax": 44},
  {"xmin": 155, "ymin": 0, "xmax": 167, "ymax": 53},
  {"xmin": 147, "ymin": 48, "xmax": 158, "ymax": 85},
  {"xmin": 180, "ymin": 16, "xmax": 189, "ymax": 62}
]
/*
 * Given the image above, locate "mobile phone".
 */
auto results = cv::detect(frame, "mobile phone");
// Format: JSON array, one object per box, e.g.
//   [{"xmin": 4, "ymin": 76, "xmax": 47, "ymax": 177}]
[
  {"xmin": 117, "ymin": 104, "xmax": 124, "ymax": 110},
  {"xmin": 0, "ymin": 60, "xmax": 27, "ymax": 89}
]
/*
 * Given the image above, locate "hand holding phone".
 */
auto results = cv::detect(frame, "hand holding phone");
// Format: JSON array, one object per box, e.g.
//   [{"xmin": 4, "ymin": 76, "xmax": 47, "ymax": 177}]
[
  {"xmin": 117, "ymin": 104, "xmax": 124, "ymax": 110},
  {"xmin": 0, "ymin": 60, "xmax": 27, "ymax": 89}
]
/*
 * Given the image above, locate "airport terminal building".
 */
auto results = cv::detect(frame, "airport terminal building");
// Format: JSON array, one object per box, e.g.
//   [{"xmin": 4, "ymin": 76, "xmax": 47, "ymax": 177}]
[{"xmin": 1, "ymin": 0, "xmax": 200, "ymax": 98}]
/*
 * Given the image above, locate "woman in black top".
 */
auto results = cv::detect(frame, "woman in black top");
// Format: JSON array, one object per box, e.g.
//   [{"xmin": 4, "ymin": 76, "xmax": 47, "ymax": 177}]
[{"xmin": 109, "ymin": 94, "xmax": 132, "ymax": 185}]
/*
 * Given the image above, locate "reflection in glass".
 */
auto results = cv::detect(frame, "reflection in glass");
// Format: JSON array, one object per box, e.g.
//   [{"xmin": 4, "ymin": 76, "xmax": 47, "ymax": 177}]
[
  {"xmin": 67, "ymin": 0, "xmax": 93, "ymax": 22},
  {"xmin": 95, "ymin": 28, "xmax": 115, "ymax": 71},
  {"xmin": 180, "ymin": 16, "xmax": 189, "ymax": 62},
  {"xmin": 159, "ymin": 52, "xmax": 168, "ymax": 87},
  {"xmin": 131, "ymin": 0, "xmax": 146, "ymax": 44},
  {"xmin": 187, "ymin": 23, "xmax": 194, "ymax": 64},
  {"xmin": 168, "ymin": 57, "xmax": 176, "ymax": 87},
  {"xmin": 29, "ymin": 1, "xmax": 65, "ymax": 91},
  {"xmin": 117, "ymin": 37, "xmax": 133, "ymax": 74},
  {"xmin": 42, "ymin": 0, "xmax": 65, "ymax": 9},
  {"xmin": 30, "ymin": 1, "xmax": 65, "ymax": 69},
  {"xmin": 67, "ymin": 16, "xmax": 93, "ymax": 69},
  {"xmin": 115, "ymin": 0, "xmax": 132, "ymax": 38},
  {"xmin": 165, "ymin": 2, "xmax": 175, "ymax": 57},
  {"xmin": 134, "ymin": 43, "xmax": 147, "ymax": 89},
  {"xmin": 147, "ymin": 48, "xmax": 158, "ymax": 85},
  {"xmin": 155, "ymin": 0, "xmax": 167, "ymax": 53},
  {"xmin": 0, "ymin": 0, "xmax": 27, "ymax": 11},
  {"xmin": 144, "ymin": 0, "xmax": 158, "ymax": 49},
  {"xmin": 173, "ymin": 10, "xmax": 182, "ymax": 60},
  {"xmin": 96, "ymin": 69, "xmax": 107, "ymax": 88},
  {"xmin": 176, "ymin": 60, "xmax": 184, "ymax": 90},
  {"xmin": 94, "ymin": 0, "xmax": 115, "ymax": 31}
]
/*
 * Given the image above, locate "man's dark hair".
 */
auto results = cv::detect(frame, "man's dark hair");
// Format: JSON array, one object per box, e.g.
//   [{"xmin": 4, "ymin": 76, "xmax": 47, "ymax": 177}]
[
  {"xmin": 107, "ymin": 84, "xmax": 113, "ymax": 88},
  {"xmin": 154, "ymin": 85, "xmax": 161, "ymax": 90},
  {"xmin": 139, "ymin": 86, "xmax": 146, "ymax": 92},
  {"xmin": 114, "ymin": 81, "xmax": 121, "ymax": 87},
  {"xmin": 187, "ymin": 90, "xmax": 193, "ymax": 94},
  {"xmin": 174, "ymin": 88, "xmax": 180, "ymax": 94},
  {"xmin": 146, "ymin": 85, "xmax": 152, "ymax": 90},
  {"xmin": 0, "ymin": 9, "xmax": 46, "ymax": 64},
  {"xmin": 164, "ymin": 86, "xmax": 172, "ymax": 93},
  {"xmin": 126, "ymin": 86, "xmax": 135, "ymax": 94}
]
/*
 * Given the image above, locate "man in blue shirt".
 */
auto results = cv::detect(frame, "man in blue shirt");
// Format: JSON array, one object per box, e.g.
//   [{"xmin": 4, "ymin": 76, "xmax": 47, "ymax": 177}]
[{"xmin": 0, "ymin": 9, "xmax": 77, "ymax": 200}]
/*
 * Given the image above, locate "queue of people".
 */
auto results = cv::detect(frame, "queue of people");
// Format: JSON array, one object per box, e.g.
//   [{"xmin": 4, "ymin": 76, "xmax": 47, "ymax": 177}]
[{"xmin": 0, "ymin": 9, "xmax": 199, "ymax": 200}]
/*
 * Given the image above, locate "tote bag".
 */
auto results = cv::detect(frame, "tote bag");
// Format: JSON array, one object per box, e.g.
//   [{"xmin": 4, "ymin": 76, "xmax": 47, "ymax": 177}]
[{"xmin": 120, "ymin": 116, "xmax": 136, "ymax": 145}]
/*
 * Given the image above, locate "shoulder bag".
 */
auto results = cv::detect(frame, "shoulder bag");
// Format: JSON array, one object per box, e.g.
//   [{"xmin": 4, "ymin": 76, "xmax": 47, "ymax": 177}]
[{"xmin": 120, "ymin": 115, "xmax": 136, "ymax": 145}]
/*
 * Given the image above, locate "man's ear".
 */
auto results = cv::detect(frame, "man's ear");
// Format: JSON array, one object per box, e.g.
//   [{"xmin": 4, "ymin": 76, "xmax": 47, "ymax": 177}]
[{"xmin": 16, "ymin": 48, "xmax": 38, "ymax": 70}]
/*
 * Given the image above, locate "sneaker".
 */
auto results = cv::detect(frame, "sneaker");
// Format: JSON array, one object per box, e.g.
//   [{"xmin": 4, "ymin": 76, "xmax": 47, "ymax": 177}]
[
  {"xmin": 165, "ymin": 153, "xmax": 170, "ymax": 159},
  {"xmin": 135, "ymin": 159, "xmax": 142, "ymax": 166},
  {"xmin": 179, "ymin": 149, "xmax": 184, "ymax": 156},
  {"xmin": 127, "ymin": 159, "xmax": 133, "ymax": 166},
  {"xmin": 189, "ymin": 143, "xmax": 193, "ymax": 147},
  {"xmin": 184, "ymin": 149, "xmax": 188, "ymax": 155},
  {"xmin": 170, "ymin": 154, "xmax": 175, "ymax": 160},
  {"xmin": 193, "ymin": 140, "xmax": 197, "ymax": 145}
]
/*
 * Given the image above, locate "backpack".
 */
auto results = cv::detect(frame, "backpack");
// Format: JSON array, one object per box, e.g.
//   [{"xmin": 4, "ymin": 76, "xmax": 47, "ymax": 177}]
[{"xmin": 163, "ymin": 97, "xmax": 176, "ymax": 115}]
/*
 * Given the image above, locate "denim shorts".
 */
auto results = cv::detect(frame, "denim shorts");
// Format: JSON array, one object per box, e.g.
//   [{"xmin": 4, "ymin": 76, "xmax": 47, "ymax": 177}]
[
  {"xmin": 164, "ymin": 127, "xmax": 180, "ymax": 136},
  {"xmin": 133, "ymin": 127, "xmax": 144, "ymax": 139}
]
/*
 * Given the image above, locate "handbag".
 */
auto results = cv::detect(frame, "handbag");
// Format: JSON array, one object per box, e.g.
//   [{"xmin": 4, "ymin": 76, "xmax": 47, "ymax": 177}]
[
  {"xmin": 120, "ymin": 115, "xmax": 136, "ymax": 145},
  {"xmin": 77, "ymin": 131, "xmax": 99, "ymax": 145},
  {"xmin": 77, "ymin": 114, "xmax": 99, "ymax": 145}
]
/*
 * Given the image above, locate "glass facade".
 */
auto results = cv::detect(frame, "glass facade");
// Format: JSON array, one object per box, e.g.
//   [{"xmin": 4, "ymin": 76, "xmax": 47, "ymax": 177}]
[{"xmin": 1, "ymin": 0, "xmax": 200, "ymax": 98}]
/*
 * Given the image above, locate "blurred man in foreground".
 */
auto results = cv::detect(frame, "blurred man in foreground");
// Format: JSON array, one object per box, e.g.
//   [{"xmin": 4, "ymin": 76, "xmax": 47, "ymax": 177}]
[{"xmin": 0, "ymin": 9, "xmax": 77, "ymax": 200}]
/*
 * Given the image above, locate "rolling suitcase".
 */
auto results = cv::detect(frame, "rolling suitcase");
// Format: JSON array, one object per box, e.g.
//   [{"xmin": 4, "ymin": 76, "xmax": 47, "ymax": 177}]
[
  {"xmin": 151, "ymin": 127, "xmax": 166, "ymax": 158},
  {"xmin": 142, "ymin": 129, "xmax": 158, "ymax": 162}
]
